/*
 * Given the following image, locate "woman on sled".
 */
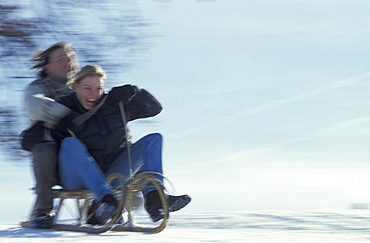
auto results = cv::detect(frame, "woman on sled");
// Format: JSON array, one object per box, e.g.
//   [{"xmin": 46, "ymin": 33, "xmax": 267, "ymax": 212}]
[{"xmin": 52, "ymin": 64, "xmax": 191, "ymax": 225}]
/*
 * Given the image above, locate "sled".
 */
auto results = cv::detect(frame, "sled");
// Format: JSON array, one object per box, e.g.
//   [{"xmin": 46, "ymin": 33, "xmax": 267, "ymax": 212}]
[{"xmin": 21, "ymin": 172, "xmax": 169, "ymax": 234}]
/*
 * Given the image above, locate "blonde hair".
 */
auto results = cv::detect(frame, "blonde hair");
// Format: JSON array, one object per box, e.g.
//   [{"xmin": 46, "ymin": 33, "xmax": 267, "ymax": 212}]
[
  {"xmin": 31, "ymin": 42, "xmax": 79, "ymax": 78},
  {"xmin": 68, "ymin": 64, "xmax": 106, "ymax": 88}
]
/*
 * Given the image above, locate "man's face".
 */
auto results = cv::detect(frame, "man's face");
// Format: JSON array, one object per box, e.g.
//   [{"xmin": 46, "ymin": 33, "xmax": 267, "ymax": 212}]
[{"xmin": 45, "ymin": 48, "xmax": 74, "ymax": 82}]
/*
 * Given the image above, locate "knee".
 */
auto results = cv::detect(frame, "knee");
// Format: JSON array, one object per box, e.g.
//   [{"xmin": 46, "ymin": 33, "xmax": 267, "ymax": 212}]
[
  {"xmin": 60, "ymin": 137, "xmax": 84, "ymax": 161},
  {"xmin": 61, "ymin": 137, "xmax": 83, "ymax": 151},
  {"xmin": 147, "ymin": 133, "xmax": 162, "ymax": 143}
]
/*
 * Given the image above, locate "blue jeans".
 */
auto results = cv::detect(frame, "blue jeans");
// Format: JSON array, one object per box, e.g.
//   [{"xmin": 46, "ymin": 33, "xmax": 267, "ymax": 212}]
[{"xmin": 59, "ymin": 133, "xmax": 163, "ymax": 202}]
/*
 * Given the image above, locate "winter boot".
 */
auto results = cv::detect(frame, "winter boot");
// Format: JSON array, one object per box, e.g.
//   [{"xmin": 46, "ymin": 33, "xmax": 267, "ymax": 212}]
[
  {"xmin": 168, "ymin": 194, "xmax": 191, "ymax": 212},
  {"xmin": 144, "ymin": 190, "xmax": 191, "ymax": 222},
  {"xmin": 86, "ymin": 200, "xmax": 99, "ymax": 225},
  {"xmin": 31, "ymin": 212, "xmax": 55, "ymax": 229},
  {"xmin": 95, "ymin": 194, "xmax": 118, "ymax": 225},
  {"xmin": 144, "ymin": 190, "xmax": 166, "ymax": 222}
]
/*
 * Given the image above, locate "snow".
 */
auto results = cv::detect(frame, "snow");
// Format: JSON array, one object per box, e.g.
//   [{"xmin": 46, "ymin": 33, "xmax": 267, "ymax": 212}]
[
  {"xmin": 2, "ymin": 0, "xmax": 370, "ymax": 241},
  {"xmin": 2, "ymin": 211, "xmax": 370, "ymax": 242}
]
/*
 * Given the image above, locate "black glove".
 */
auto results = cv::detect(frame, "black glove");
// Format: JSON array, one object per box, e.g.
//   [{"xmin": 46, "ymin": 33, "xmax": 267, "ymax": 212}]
[
  {"xmin": 20, "ymin": 121, "xmax": 45, "ymax": 151},
  {"xmin": 106, "ymin": 85, "xmax": 137, "ymax": 106},
  {"xmin": 54, "ymin": 111, "xmax": 84, "ymax": 137}
]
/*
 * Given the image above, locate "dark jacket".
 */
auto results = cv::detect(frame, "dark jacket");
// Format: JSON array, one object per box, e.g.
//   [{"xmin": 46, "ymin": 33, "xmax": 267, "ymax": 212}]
[{"xmin": 55, "ymin": 88, "xmax": 162, "ymax": 173}]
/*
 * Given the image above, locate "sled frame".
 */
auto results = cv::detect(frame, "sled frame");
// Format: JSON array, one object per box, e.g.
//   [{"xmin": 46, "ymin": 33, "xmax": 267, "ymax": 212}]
[
  {"xmin": 52, "ymin": 189, "xmax": 95, "ymax": 225},
  {"xmin": 21, "ymin": 172, "xmax": 169, "ymax": 234}
]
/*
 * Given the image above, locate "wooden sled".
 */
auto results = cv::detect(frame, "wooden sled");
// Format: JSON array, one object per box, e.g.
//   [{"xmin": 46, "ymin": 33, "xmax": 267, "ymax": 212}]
[{"xmin": 21, "ymin": 172, "xmax": 169, "ymax": 234}]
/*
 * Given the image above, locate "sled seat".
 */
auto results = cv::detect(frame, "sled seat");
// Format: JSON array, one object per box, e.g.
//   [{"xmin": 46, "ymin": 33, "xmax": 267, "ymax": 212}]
[
  {"xmin": 51, "ymin": 188, "xmax": 95, "ymax": 225},
  {"xmin": 41, "ymin": 187, "xmax": 142, "ymax": 225},
  {"xmin": 29, "ymin": 187, "xmax": 96, "ymax": 225},
  {"xmin": 31, "ymin": 186, "xmax": 143, "ymax": 225}
]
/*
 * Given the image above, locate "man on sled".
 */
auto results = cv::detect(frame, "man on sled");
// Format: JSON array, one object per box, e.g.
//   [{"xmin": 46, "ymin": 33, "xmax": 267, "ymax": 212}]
[{"xmin": 22, "ymin": 43, "xmax": 190, "ymax": 229}]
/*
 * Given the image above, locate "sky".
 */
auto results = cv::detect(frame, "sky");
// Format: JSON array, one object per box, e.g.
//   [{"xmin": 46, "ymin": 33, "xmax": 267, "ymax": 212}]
[{"xmin": 2, "ymin": 0, "xmax": 370, "ymax": 222}]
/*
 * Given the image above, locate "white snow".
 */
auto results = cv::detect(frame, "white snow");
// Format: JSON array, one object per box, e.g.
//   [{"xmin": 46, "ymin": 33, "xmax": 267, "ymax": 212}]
[
  {"xmin": 2, "ymin": 211, "xmax": 370, "ymax": 242},
  {"xmin": 2, "ymin": 0, "xmax": 370, "ymax": 241}
]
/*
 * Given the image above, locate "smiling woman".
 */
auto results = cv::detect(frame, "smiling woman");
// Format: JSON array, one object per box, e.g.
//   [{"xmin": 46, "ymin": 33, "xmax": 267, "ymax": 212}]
[
  {"xmin": 71, "ymin": 65, "xmax": 106, "ymax": 110},
  {"xmin": 49, "ymin": 63, "xmax": 190, "ymax": 225}
]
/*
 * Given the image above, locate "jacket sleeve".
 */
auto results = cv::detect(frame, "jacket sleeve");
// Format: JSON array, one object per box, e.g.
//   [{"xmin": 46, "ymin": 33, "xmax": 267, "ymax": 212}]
[
  {"xmin": 126, "ymin": 89, "xmax": 163, "ymax": 121},
  {"xmin": 24, "ymin": 84, "xmax": 71, "ymax": 128}
]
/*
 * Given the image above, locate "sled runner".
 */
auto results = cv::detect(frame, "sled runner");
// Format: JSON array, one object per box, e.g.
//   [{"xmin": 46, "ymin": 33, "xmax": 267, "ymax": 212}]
[{"xmin": 21, "ymin": 172, "xmax": 169, "ymax": 234}]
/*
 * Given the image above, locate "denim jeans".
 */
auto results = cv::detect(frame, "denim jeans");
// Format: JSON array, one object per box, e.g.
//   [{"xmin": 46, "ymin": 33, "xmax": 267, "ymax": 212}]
[{"xmin": 59, "ymin": 133, "xmax": 163, "ymax": 202}]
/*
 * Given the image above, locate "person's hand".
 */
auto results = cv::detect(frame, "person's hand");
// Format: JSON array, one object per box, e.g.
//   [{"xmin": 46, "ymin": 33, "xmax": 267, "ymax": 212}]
[
  {"xmin": 20, "ymin": 121, "xmax": 45, "ymax": 151},
  {"xmin": 106, "ymin": 85, "xmax": 138, "ymax": 106}
]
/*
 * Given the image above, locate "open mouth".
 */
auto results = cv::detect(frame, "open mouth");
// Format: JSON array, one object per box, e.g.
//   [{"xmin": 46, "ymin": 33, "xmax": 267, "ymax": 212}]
[{"xmin": 86, "ymin": 99, "xmax": 97, "ymax": 107}]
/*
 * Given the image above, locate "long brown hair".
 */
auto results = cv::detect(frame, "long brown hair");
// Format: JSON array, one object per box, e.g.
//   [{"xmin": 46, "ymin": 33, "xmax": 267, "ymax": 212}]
[{"xmin": 31, "ymin": 42, "xmax": 79, "ymax": 78}]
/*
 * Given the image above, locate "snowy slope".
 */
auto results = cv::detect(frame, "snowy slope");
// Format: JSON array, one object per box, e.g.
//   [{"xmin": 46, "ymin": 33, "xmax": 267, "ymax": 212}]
[
  {"xmin": 2, "ymin": 0, "xmax": 370, "ymax": 241},
  {"xmin": 2, "ymin": 211, "xmax": 370, "ymax": 242}
]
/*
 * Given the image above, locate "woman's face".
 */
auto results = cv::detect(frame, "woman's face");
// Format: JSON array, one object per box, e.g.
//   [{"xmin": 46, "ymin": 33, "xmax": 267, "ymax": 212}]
[{"xmin": 74, "ymin": 75, "xmax": 104, "ymax": 110}]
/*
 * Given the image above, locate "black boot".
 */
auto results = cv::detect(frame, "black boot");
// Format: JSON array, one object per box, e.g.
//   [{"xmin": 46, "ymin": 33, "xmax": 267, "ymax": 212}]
[
  {"xmin": 145, "ymin": 191, "xmax": 191, "ymax": 222},
  {"xmin": 86, "ymin": 198, "xmax": 125, "ymax": 225},
  {"xmin": 168, "ymin": 194, "xmax": 191, "ymax": 212},
  {"xmin": 95, "ymin": 194, "xmax": 118, "ymax": 225},
  {"xmin": 86, "ymin": 200, "xmax": 99, "ymax": 225},
  {"xmin": 31, "ymin": 212, "xmax": 55, "ymax": 229},
  {"xmin": 144, "ymin": 190, "xmax": 165, "ymax": 222}
]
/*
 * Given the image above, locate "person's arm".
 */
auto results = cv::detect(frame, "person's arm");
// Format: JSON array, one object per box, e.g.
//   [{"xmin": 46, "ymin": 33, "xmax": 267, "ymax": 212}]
[
  {"xmin": 24, "ymin": 84, "xmax": 71, "ymax": 127},
  {"xmin": 126, "ymin": 88, "xmax": 163, "ymax": 121},
  {"xmin": 105, "ymin": 84, "xmax": 162, "ymax": 120}
]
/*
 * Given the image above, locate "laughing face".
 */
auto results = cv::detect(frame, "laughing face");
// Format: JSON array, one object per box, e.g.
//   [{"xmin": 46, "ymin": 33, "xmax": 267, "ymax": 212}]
[{"xmin": 74, "ymin": 75, "xmax": 104, "ymax": 110}]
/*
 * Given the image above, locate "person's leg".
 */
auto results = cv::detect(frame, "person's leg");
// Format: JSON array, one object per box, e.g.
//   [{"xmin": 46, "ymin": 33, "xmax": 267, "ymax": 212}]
[
  {"xmin": 106, "ymin": 133, "xmax": 191, "ymax": 222},
  {"xmin": 31, "ymin": 142, "xmax": 59, "ymax": 217},
  {"xmin": 59, "ymin": 137, "xmax": 112, "ymax": 202},
  {"xmin": 106, "ymin": 133, "xmax": 163, "ymax": 195}
]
